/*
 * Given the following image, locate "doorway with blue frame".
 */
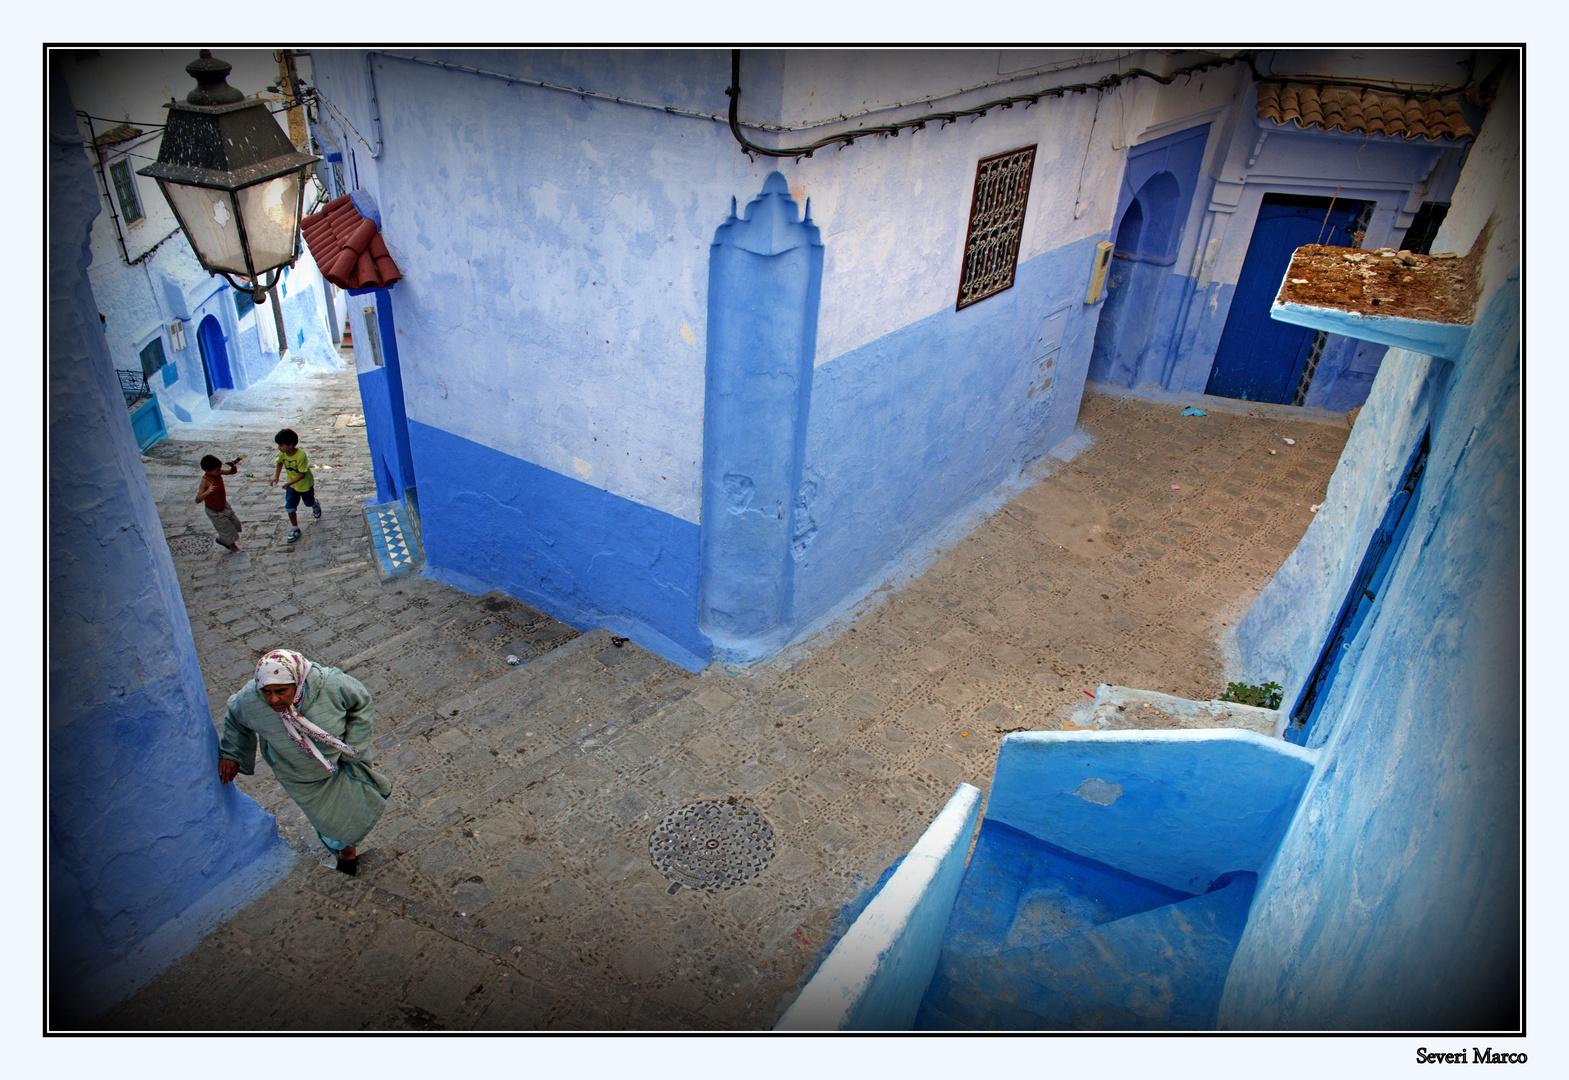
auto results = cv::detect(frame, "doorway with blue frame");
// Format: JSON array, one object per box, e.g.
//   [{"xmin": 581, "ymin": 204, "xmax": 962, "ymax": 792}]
[
  {"xmin": 195, "ymin": 314, "xmax": 233, "ymax": 402},
  {"xmin": 1206, "ymin": 193, "xmax": 1365, "ymax": 404},
  {"xmin": 1286, "ymin": 427, "xmax": 1430, "ymax": 746}
]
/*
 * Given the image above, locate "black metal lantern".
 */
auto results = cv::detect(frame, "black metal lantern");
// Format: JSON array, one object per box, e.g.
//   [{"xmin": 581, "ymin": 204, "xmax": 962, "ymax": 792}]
[{"xmin": 138, "ymin": 51, "xmax": 319, "ymax": 302}]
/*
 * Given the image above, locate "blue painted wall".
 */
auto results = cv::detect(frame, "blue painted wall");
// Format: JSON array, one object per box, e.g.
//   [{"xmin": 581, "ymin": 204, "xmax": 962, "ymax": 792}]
[
  {"xmin": 353, "ymin": 289, "xmax": 417, "ymax": 504},
  {"xmin": 48, "ymin": 67, "xmax": 280, "ymax": 1021},
  {"xmin": 408, "ymin": 419, "xmax": 708, "ymax": 669},
  {"xmin": 1086, "ymin": 70, "xmax": 1468, "ymax": 407},
  {"xmin": 1219, "ymin": 66, "xmax": 1520, "ymax": 1029},
  {"xmin": 985, "ymin": 730, "xmax": 1316, "ymax": 894},
  {"xmin": 308, "ymin": 49, "xmax": 1140, "ymax": 667},
  {"xmin": 791, "ymin": 238, "xmax": 1103, "ymax": 632}
]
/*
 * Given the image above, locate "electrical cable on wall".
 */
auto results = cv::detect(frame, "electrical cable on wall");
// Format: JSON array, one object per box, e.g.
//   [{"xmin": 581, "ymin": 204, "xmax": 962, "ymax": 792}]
[{"xmin": 725, "ymin": 49, "xmax": 1252, "ymax": 161}]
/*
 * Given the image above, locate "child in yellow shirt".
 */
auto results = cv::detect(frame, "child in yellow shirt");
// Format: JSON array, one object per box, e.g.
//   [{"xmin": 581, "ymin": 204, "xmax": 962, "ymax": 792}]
[{"xmin": 269, "ymin": 428, "xmax": 321, "ymax": 544}]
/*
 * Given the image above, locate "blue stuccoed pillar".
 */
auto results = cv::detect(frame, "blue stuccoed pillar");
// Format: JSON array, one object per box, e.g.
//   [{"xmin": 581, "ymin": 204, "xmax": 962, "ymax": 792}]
[
  {"xmin": 699, "ymin": 173, "xmax": 824, "ymax": 664},
  {"xmin": 48, "ymin": 63, "xmax": 280, "ymax": 1023}
]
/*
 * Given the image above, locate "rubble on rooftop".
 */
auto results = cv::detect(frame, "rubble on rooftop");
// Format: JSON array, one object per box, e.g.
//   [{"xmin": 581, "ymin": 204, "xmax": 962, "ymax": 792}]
[{"xmin": 1275, "ymin": 244, "xmax": 1478, "ymax": 325}]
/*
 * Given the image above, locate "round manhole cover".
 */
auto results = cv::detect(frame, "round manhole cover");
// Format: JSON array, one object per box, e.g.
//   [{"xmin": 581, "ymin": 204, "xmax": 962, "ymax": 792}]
[
  {"xmin": 168, "ymin": 535, "xmax": 214, "ymax": 557},
  {"xmin": 649, "ymin": 799, "xmax": 775, "ymax": 891}
]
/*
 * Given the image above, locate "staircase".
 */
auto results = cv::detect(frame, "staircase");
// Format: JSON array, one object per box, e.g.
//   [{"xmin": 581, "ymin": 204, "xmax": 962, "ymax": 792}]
[
  {"xmin": 916, "ymin": 820, "xmax": 1256, "ymax": 1030},
  {"xmin": 780, "ymin": 728, "xmax": 1314, "ymax": 1031}
]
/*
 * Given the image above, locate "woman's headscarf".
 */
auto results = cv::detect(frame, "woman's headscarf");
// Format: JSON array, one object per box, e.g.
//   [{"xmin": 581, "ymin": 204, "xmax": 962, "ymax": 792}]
[{"xmin": 255, "ymin": 649, "xmax": 359, "ymax": 774}]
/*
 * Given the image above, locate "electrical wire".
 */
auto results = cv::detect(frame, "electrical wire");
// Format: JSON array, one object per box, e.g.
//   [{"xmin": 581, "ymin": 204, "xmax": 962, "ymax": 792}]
[
  {"xmin": 1247, "ymin": 52, "xmax": 1477, "ymax": 100},
  {"xmin": 725, "ymin": 49, "xmax": 1251, "ymax": 160}
]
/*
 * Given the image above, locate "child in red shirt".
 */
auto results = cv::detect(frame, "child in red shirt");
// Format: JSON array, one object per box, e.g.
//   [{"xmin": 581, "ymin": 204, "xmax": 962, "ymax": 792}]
[{"xmin": 197, "ymin": 454, "xmax": 244, "ymax": 554}]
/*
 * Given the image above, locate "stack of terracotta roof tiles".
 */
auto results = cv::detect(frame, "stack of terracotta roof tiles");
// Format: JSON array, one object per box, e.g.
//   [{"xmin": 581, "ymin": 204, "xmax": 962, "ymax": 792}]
[
  {"xmin": 302, "ymin": 194, "xmax": 402, "ymax": 291},
  {"xmin": 1256, "ymin": 82, "xmax": 1474, "ymax": 141}
]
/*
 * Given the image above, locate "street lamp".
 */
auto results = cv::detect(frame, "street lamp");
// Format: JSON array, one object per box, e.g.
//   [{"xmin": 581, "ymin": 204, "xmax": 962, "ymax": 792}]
[{"xmin": 139, "ymin": 50, "xmax": 319, "ymax": 309}]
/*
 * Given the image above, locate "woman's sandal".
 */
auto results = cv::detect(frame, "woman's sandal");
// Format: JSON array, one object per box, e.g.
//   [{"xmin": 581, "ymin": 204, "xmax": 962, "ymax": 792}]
[{"xmin": 335, "ymin": 854, "xmax": 358, "ymax": 876}]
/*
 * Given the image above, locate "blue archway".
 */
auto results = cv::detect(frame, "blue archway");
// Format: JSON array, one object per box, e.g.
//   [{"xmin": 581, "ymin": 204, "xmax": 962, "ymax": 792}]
[
  {"xmin": 1088, "ymin": 171, "xmax": 1183, "ymax": 387},
  {"xmin": 1086, "ymin": 124, "xmax": 1210, "ymax": 389}
]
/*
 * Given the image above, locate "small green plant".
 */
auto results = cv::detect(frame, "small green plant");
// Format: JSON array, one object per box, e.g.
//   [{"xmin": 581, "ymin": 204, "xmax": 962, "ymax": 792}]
[{"xmin": 1221, "ymin": 680, "xmax": 1284, "ymax": 709}]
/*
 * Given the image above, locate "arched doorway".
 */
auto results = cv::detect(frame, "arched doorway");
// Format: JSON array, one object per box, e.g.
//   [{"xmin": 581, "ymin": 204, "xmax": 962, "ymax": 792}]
[
  {"xmin": 196, "ymin": 315, "xmax": 233, "ymax": 397},
  {"xmin": 1088, "ymin": 173, "xmax": 1183, "ymax": 387},
  {"xmin": 1085, "ymin": 123, "xmax": 1210, "ymax": 390}
]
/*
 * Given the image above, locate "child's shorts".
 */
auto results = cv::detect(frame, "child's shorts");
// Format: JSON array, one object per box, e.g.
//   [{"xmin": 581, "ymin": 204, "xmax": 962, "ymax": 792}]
[
  {"xmin": 205, "ymin": 504, "xmax": 242, "ymax": 544},
  {"xmin": 284, "ymin": 484, "xmax": 317, "ymax": 512}
]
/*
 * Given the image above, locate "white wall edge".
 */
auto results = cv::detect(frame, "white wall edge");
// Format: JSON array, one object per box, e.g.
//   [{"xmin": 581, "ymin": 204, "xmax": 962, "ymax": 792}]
[
  {"xmin": 1002, "ymin": 727, "xmax": 1321, "ymax": 765},
  {"xmin": 776, "ymin": 783, "xmax": 983, "ymax": 1031}
]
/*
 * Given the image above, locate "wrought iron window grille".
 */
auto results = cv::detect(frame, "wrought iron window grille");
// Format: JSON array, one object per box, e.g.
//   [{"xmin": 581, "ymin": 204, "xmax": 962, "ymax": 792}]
[
  {"xmin": 116, "ymin": 369, "xmax": 153, "ymax": 410},
  {"xmin": 957, "ymin": 145, "xmax": 1037, "ymax": 310}
]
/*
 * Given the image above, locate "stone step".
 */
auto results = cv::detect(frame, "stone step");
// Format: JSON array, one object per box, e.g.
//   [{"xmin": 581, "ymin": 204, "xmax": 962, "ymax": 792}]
[
  {"xmin": 917, "ymin": 872, "xmax": 1257, "ymax": 1030},
  {"xmin": 934, "ymin": 820, "xmax": 1192, "ymax": 958},
  {"xmin": 357, "ymin": 621, "xmax": 700, "ymax": 859}
]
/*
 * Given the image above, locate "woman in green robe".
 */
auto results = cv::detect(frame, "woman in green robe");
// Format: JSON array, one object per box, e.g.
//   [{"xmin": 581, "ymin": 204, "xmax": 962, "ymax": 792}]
[{"xmin": 219, "ymin": 648, "xmax": 392, "ymax": 875}]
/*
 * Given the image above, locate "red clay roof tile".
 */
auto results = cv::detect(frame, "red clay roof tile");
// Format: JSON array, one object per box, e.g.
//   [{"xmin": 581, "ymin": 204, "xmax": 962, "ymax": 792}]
[
  {"xmin": 302, "ymin": 194, "xmax": 402, "ymax": 291},
  {"xmin": 1255, "ymin": 82, "xmax": 1474, "ymax": 141}
]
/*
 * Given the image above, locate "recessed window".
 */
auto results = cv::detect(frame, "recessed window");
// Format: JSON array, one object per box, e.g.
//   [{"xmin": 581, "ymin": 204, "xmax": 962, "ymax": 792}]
[
  {"xmin": 108, "ymin": 159, "xmax": 144, "ymax": 224},
  {"xmin": 1402, "ymin": 201, "xmax": 1451, "ymax": 255},
  {"xmin": 361, "ymin": 306, "xmax": 383, "ymax": 367},
  {"xmin": 957, "ymin": 144, "xmax": 1037, "ymax": 310},
  {"xmin": 139, "ymin": 337, "xmax": 166, "ymax": 380},
  {"xmin": 234, "ymin": 288, "xmax": 255, "ymax": 320}
]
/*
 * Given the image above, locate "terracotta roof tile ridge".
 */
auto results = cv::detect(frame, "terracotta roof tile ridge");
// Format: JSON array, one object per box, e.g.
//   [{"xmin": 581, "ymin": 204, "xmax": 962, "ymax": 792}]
[
  {"xmin": 302, "ymin": 193, "xmax": 402, "ymax": 290},
  {"xmin": 1254, "ymin": 78, "xmax": 1474, "ymax": 142}
]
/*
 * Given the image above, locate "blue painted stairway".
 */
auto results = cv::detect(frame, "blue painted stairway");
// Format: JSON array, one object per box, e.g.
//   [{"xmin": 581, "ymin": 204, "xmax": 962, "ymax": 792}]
[{"xmin": 915, "ymin": 821, "xmax": 1257, "ymax": 1030}]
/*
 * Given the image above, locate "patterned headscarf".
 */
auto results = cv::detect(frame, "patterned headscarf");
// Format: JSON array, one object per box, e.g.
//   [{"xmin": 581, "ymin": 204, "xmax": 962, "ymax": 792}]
[{"xmin": 254, "ymin": 649, "xmax": 359, "ymax": 774}]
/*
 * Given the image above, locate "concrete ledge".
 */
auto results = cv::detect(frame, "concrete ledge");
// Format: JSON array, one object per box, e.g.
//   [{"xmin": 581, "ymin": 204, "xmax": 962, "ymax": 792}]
[
  {"xmin": 1087, "ymin": 683, "xmax": 1280, "ymax": 736},
  {"xmin": 776, "ymin": 783, "xmax": 983, "ymax": 1031},
  {"xmin": 1272, "ymin": 299, "xmax": 1470, "ymax": 360},
  {"xmin": 987, "ymin": 730, "xmax": 1318, "ymax": 894}
]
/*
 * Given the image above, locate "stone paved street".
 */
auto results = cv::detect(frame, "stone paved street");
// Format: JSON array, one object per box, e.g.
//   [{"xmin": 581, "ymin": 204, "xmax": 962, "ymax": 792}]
[{"xmin": 99, "ymin": 355, "xmax": 1349, "ymax": 1030}]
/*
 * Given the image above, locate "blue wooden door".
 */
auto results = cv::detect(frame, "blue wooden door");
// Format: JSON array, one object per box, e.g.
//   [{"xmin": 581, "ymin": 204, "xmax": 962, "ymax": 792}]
[
  {"xmin": 197, "ymin": 315, "xmax": 233, "ymax": 392},
  {"xmin": 1206, "ymin": 196, "xmax": 1361, "ymax": 403}
]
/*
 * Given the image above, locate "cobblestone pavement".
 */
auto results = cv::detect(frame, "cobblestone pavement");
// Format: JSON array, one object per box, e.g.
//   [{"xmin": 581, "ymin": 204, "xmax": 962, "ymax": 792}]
[{"xmin": 98, "ymin": 357, "xmax": 1348, "ymax": 1031}]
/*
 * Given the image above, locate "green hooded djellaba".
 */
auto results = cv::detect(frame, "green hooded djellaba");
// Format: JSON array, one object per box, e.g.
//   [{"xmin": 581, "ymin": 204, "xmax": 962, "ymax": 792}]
[{"xmin": 220, "ymin": 661, "xmax": 392, "ymax": 847}]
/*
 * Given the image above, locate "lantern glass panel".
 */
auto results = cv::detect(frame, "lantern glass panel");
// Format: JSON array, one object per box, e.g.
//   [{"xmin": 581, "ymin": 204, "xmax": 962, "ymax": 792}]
[
  {"xmin": 237, "ymin": 173, "xmax": 301, "ymax": 273},
  {"xmin": 162, "ymin": 183, "xmax": 248, "ymax": 275}
]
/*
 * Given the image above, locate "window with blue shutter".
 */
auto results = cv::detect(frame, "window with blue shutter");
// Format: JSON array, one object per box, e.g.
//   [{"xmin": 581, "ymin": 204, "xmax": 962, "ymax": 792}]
[{"xmin": 139, "ymin": 337, "xmax": 166, "ymax": 380}]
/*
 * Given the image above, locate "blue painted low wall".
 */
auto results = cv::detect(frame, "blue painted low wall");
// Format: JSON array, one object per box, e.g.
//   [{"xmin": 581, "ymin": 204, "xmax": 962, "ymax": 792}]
[
  {"xmin": 408, "ymin": 418, "xmax": 709, "ymax": 669},
  {"xmin": 791, "ymin": 237, "xmax": 1104, "ymax": 632},
  {"xmin": 778, "ymin": 783, "xmax": 982, "ymax": 1031},
  {"xmin": 985, "ymin": 730, "xmax": 1318, "ymax": 894}
]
